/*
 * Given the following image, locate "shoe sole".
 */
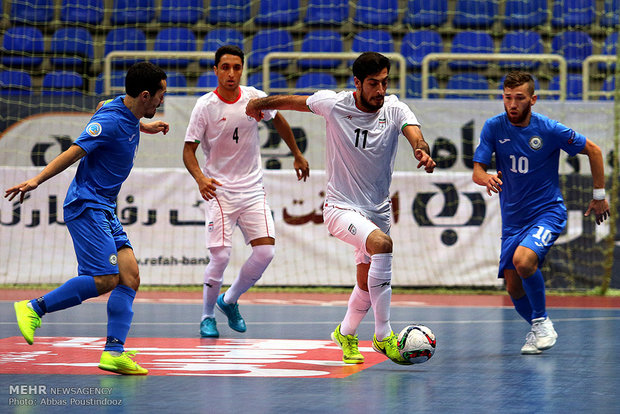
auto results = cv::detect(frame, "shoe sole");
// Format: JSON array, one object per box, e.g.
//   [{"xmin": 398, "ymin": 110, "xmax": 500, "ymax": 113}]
[
  {"xmin": 331, "ymin": 332, "xmax": 364, "ymax": 364},
  {"xmin": 98, "ymin": 364, "xmax": 148, "ymax": 375},
  {"xmin": 536, "ymin": 338, "xmax": 557, "ymax": 351},
  {"xmin": 521, "ymin": 348, "xmax": 542, "ymax": 355}
]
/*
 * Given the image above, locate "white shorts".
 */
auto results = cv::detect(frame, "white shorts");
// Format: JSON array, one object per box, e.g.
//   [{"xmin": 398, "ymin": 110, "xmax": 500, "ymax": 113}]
[
  {"xmin": 323, "ymin": 200, "xmax": 391, "ymax": 265},
  {"xmin": 205, "ymin": 189, "xmax": 275, "ymax": 248}
]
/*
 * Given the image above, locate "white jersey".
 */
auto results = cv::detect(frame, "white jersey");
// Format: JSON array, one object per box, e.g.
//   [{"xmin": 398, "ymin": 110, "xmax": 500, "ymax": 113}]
[
  {"xmin": 307, "ymin": 90, "xmax": 420, "ymax": 209},
  {"xmin": 185, "ymin": 85, "xmax": 276, "ymax": 192}
]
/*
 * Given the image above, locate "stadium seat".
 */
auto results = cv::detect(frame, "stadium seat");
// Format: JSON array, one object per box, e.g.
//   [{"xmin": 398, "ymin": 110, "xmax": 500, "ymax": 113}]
[
  {"xmin": 400, "ymin": 30, "xmax": 443, "ymax": 70},
  {"xmin": 104, "ymin": 28, "xmax": 147, "ymax": 68},
  {"xmin": 0, "ymin": 70, "xmax": 32, "ymax": 95},
  {"xmin": 600, "ymin": 0, "xmax": 620, "ymax": 27},
  {"xmin": 549, "ymin": 74, "xmax": 583, "ymax": 100},
  {"xmin": 207, "ymin": 0, "xmax": 251, "ymax": 24},
  {"xmin": 60, "ymin": 0, "xmax": 104, "ymax": 25},
  {"xmin": 159, "ymin": 0, "xmax": 203, "ymax": 24},
  {"xmin": 110, "ymin": 0, "xmax": 155, "ymax": 25},
  {"xmin": 255, "ymin": 0, "xmax": 300, "ymax": 25},
  {"xmin": 49, "ymin": 28, "xmax": 94, "ymax": 71},
  {"xmin": 600, "ymin": 77, "xmax": 615, "ymax": 101},
  {"xmin": 304, "ymin": 0, "xmax": 349, "ymax": 26},
  {"xmin": 406, "ymin": 73, "xmax": 439, "ymax": 98},
  {"xmin": 499, "ymin": 31, "xmax": 544, "ymax": 70},
  {"xmin": 452, "ymin": 0, "xmax": 498, "ymax": 29},
  {"xmin": 551, "ymin": 0, "xmax": 595, "ymax": 28},
  {"xmin": 352, "ymin": 30, "xmax": 395, "ymax": 54},
  {"xmin": 353, "ymin": 0, "xmax": 399, "ymax": 26},
  {"xmin": 503, "ymin": 0, "xmax": 548, "ymax": 29},
  {"xmin": 247, "ymin": 72, "xmax": 288, "ymax": 92},
  {"xmin": 152, "ymin": 28, "xmax": 197, "ymax": 69},
  {"xmin": 599, "ymin": 32, "xmax": 618, "ymax": 72},
  {"xmin": 42, "ymin": 71, "xmax": 83, "ymax": 96},
  {"xmin": 295, "ymin": 73, "xmax": 337, "ymax": 91},
  {"xmin": 298, "ymin": 30, "xmax": 344, "ymax": 69},
  {"xmin": 448, "ymin": 31, "xmax": 494, "ymax": 70},
  {"xmin": 446, "ymin": 73, "xmax": 490, "ymax": 99},
  {"xmin": 195, "ymin": 72, "xmax": 218, "ymax": 94},
  {"xmin": 248, "ymin": 29, "xmax": 294, "ymax": 69},
  {"xmin": 402, "ymin": 0, "xmax": 448, "ymax": 27},
  {"xmin": 551, "ymin": 31, "xmax": 593, "ymax": 71},
  {"xmin": 95, "ymin": 70, "xmax": 126, "ymax": 95},
  {"xmin": 165, "ymin": 72, "xmax": 188, "ymax": 96},
  {"xmin": 1, "ymin": 26, "xmax": 44, "ymax": 68},
  {"xmin": 199, "ymin": 29, "xmax": 245, "ymax": 68},
  {"xmin": 10, "ymin": 0, "xmax": 54, "ymax": 24}
]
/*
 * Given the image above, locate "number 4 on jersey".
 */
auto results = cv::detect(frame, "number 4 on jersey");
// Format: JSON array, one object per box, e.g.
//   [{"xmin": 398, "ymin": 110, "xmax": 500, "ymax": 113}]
[{"xmin": 233, "ymin": 127, "xmax": 239, "ymax": 144}]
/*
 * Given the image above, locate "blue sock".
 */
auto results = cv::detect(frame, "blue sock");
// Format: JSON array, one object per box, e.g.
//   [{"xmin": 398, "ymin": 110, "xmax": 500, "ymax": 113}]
[
  {"xmin": 521, "ymin": 269, "xmax": 547, "ymax": 320},
  {"xmin": 30, "ymin": 276, "xmax": 99, "ymax": 316},
  {"xmin": 510, "ymin": 295, "xmax": 533, "ymax": 324},
  {"xmin": 105, "ymin": 284, "xmax": 136, "ymax": 353}
]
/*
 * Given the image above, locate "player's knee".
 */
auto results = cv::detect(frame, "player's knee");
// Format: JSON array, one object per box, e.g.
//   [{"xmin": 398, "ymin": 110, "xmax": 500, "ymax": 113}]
[
  {"xmin": 366, "ymin": 231, "xmax": 392, "ymax": 255},
  {"xmin": 94, "ymin": 274, "xmax": 120, "ymax": 295},
  {"xmin": 513, "ymin": 258, "xmax": 536, "ymax": 278},
  {"xmin": 252, "ymin": 244, "xmax": 275, "ymax": 266},
  {"xmin": 208, "ymin": 246, "xmax": 232, "ymax": 273}
]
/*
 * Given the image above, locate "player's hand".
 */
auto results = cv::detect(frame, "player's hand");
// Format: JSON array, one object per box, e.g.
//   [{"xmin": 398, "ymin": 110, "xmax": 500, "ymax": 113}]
[
  {"xmin": 198, "ymin": 177, "xmax": 222, "ymax": 200},
  {"xmin": 4, "ymin": 179, "xmax": 38, "ymax": 203},
  {"xmin": 140, "ymin": 120, "xmax": 170, "ymax": 135},
  {"xmin": 294, "ymin": 155, "xmax": 310, "ymax": 182},
  {"xmin": 584, "ymin": 198, "xmax": 610, "ymax": 225},
  {"xmin": 484, "ymin": 171, "xmax": 503, "ymax": 196},
  {"xmin": 245, "ymin": 99, "xmax": 264, "ymax": 122},
  {"xmin": 414, "ymin": 149, "xmax": 436, "ymax": 173}
]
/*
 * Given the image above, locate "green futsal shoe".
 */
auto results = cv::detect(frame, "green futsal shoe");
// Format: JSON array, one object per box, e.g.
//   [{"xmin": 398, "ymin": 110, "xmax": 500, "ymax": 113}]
[
  {"xmin": 372, "ymin": 332, "xmax": 412, "ymax": 365},
  {"xmin": 98, "ymin": 350, "xmax": 148, "ymax": 375},
  {"xmin": 331, "ymin": 324, "xmax": 364, "ymax": 364},
  {"xmin": 14, "ymin": 300, "xmax": 41, "ymax": 345}
]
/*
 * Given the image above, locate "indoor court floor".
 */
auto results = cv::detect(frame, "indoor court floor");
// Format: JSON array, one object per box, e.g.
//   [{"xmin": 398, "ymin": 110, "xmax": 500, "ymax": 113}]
[{"xmin": 0, "ymin": 290, "xmax": 619, "ymax": 413}]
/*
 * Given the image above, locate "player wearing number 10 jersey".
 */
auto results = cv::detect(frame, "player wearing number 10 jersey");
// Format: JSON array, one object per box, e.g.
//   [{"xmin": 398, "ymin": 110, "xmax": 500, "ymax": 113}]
[{"xmin": 473, "ymin": 71, "xmax": 610, "ymax": 355}]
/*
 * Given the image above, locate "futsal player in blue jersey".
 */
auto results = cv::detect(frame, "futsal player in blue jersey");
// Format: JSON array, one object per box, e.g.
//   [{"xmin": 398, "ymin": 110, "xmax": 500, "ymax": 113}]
[
  {"xmin": 5, "ymin": 61, "xmax": 168, "ymax": 374},
  {"xmin": 473, "ymin": 71, "xmax": 610, "ymax": 354}
]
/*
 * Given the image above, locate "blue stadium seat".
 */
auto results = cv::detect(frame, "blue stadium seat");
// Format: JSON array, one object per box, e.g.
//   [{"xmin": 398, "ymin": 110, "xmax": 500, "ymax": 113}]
[
  {"xmin": 152, "ymin": 28, "xmax": 197, "ymax": 69},
  {"xmin": 248, "ymin": 29, "xmax": 294, "ymax": 69},
  {"xmin": 104, "ymin": 28, "xmax": 147, "ymax": 68},
  {"xmin": 551, "ymin": 0, "xmax": 595, "ymax": 28},
  {"xmin": 600, "ymin": 0, "xmax": 620, "ymax": 27},
  {"xmin": 406, "ymin": 73, "xmax": 438, "ymax": 98},
  {"xmin": 61, "ymin": 0, "xmax": 104, "ymax": 25},
  {"xmin": 110, "ymin": 0, "xmax": 155, "ymax": 25},
  {"xmin": 499, "ymin": 31, "xmax": 544, "ymax": 70},
  {"xmin": 159, "ymin": 0, "xmax": 203, "ymax": 24},
  {"xmin": 95, "ymin": 71, "xmax": 126, "ymax": 95},
  {"xmin": 551, "ymin": 31, "xmax": 593, "ymax": 71},
  {"xmin": 296, "ymin": 73, "xmax": 337, "ymax": 91},
  {"xmin": 304, "ymin": 0, "xmax": 349, "ymax": 26},
  {"xmin": 49, "ymin": 28, "xmax": 94, "ymax": 70},
  {"xmin": 352, "ymin": 30, "xmax": 395, "ymax": 54},
  {"xmin": 446, "ymin": 73, "xmax": 490, "ymax": 99},
  {"xmin": 503, "ymin": 0, "xmax": 548, "ymax": 29},
  {"xmin": 255, "ymin": 0, "xmax": 300, "ymax": 25},
  {"xmin": 448, "ymin": 31, "xmax": 494, "ymax": 70},
  {"xmin": 248, "ymin": 72, "xmax": 288, "ymax": 92},
  {"xmin": 42, "ymin": 71, "xmax": 83, "ymax": 96},
  {"xmin": 195, "ymin": 72, "xmax": 218, "ymax": 94},
  {"xmin": 549, "ymin": 74, "xmax": 583, "ymax": 100},
  {"xmin": 0, "ymin": 70, "xmax": 32, "ymax": 95},
  {"xmin": 599, "ymin": 32, "xmax": 617, "ymax": 72},
  {"xmin": 452, "ymin": 0, "xmax": 498, "ymax": 29},
  {"xmin": 1, "ymin": 26, "xmax": 44, "ymax": 68},
  {"xmin": 199, "ymin": 29, "xmax": 245, "ymax": 68},
  {"xmin": 298, "ymin": 30, "xmax": 344, "ymax": 69},
  {"xmin": 207, "ymin": 0, "xmax": 251, "ymax": 24},
  {"xmin": 400, "ymin": 30, "xmax": 443, "ymax": 70},
  {"xmin": 353, "ymin": 0, "xmax": 399, "ymax": 26},
  {"xmin": 10, "ymin": 0, "xmax": 54, "ymax": 24},
  {"xmin": 166, "ymin": 72, "xmax": 188, "ymax": 96},
  {"xmin": 600, "ymin": 77, "xmax": 615, "ymax": 101},
  {"xmin": 402, "ymin": 0, "xmax": 448, "ymax": 27}
]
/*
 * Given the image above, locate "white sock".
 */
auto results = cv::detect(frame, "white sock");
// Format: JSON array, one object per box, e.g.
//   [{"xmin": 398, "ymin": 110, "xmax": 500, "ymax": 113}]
[
  {"xmin": 368, "ymin": 253, "xmax": 393, "ymax": 340},
  {"xmin": 340, "ymin": 284, "xmax": 371, "ymax": 336},
  {"xmin": 202, "ymin": 246, "xmax": 231, "ymax": 320},
  {"xmin": 224, "ymin": 245, "xmax": 275, "ymax": 304}
]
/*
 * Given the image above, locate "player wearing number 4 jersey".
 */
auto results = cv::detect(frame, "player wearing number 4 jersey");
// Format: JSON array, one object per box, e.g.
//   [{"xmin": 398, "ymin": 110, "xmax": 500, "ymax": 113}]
[
  {"xmin": 246, "ymin": 52, "xmax": 436, "ymax": 365},
  {"xmin": 183, "ymin": 45, "xmax": 309, "ymax": 338},
  {"xmin": 473, "ymin": 71, "xmax": 610, "ymax": 355}
]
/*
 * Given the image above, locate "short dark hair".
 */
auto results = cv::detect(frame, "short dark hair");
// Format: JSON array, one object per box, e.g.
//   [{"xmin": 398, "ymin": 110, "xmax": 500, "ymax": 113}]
[
  {"xmin": 503, "ymin": 71, "xmax": 535, "ymax": 96},
  {"xmin": 125, "ymin": 61, "xmax": 167, "ymax": 98},
  {"xmin": 352, "ymin": 52, "xmax": 391, "ymax": 83},
  {"xmin": 215, "ymin": 45, "xmax": 244, "ymax": 67}
]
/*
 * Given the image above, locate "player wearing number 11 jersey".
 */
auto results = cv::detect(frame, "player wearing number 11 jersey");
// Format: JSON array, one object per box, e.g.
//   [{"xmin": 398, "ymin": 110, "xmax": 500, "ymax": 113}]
[{"xmin": 473, "ymin": 71, "xmax": 610, "ymax": 355}]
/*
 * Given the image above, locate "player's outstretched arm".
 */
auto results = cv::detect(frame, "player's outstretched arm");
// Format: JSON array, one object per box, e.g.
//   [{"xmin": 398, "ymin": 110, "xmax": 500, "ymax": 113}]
[
  {"xmin": 271, "ymin": 113, "xmax": 310, "ymax": 181},
  {"xmin": 403, "ymin": 125, "xmax": 435, "ymax": 173},
  {"xmin": 140, "ymin": 120, "xmax": 169, "ymax": 135},
  {"xmin": 182, "ymin": 141, "xmax": 221, "ymax": 200},
  {"xmin": 581, "ymin": 139, "xmax": 610, "ymax": 225},
  {"xmin": 473, "ymin": 162, "xmax": 503, "ymax": 197},
  {"xmin": 4, "ymin": 144, "xmax": 86, "ymax": 203},
  {"xmin": 246, "ymin": 95, "xmax": 312, "ymax": 122}
]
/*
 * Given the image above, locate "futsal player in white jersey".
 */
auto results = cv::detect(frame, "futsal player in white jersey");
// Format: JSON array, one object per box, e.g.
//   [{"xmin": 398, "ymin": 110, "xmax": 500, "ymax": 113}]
[
  {"xmin": 183, "ymin": 45, "xmax": 309, "ymax": 337},
  {"xmin": 246, "ymin": 52, "xmax": 436, "ymax": 365}
]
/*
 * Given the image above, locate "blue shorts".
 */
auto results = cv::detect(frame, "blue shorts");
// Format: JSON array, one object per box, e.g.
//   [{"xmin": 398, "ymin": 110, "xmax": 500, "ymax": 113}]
[
  {"xmin": 65, "ymin": 208, "xmax": 132, "ymax": 276},
  {"xmin": 498, "ymin": 209, "xmax": 566, "ymax": 278}
]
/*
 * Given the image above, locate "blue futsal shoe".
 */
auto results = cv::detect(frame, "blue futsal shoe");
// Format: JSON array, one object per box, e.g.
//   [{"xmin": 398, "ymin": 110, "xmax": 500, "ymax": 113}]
[
  {"xmin": 216, "ymin": 293, "xmax": 246, "ymax": 332},
  {"xmin": 200, "ymin": 317, "xmax": 219, "ymax": 338}
]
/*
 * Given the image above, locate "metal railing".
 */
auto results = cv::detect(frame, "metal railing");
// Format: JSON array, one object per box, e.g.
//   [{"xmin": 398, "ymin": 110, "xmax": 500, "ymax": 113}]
[
  {"xmin": 421, "ymin": 53, "xmax": 568, "ymax": 100},
  {"xmin": 582, "ymin": 55, "xmax": 616, "ymax": 101}
]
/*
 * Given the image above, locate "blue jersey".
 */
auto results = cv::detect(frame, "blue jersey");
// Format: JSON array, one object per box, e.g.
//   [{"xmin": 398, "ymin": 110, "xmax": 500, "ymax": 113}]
[
  {"xmin": 64, "ymin": 96, "xmax": 140, "ymax": 221},
  {"xmin": 473, "ymin": 112, "xmax": 586, "ymax": 229}
]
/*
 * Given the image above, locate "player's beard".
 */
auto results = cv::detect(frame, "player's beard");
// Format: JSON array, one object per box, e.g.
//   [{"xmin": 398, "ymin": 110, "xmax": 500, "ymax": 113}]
[
  {"xmin": 359, "ymin": 91, "xmax": 384, "ymax": 112},
  {"xmin": 504, "ymin": 102, "xmax": 531, "ymax": 125}
]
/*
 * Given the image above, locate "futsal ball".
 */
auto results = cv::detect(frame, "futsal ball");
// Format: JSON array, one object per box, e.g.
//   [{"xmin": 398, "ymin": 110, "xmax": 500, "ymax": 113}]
[{"xmin": 396, "ymin": 324, "xmax": 436, "ymax": 364}]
